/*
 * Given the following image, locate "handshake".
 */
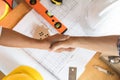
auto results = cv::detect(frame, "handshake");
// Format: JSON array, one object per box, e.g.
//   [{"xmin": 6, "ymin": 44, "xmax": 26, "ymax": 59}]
[
  {"xmin": 37, "ymin": 34, "xmax": 76, "ymax": 53},
  {"xmin": 1, "ymin": 28, "xmax": 118, "ymax": 56},
  {"xmin": 0, "ymin": 28, "xmax": 76, "ymax": 53},
  {"xmin": 40, "ymin": 34, "xmax": 119, "ymax": 56}
]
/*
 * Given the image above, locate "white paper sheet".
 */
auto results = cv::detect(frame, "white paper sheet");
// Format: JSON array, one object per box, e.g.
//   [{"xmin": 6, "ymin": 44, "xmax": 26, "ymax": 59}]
[
  {"xmin": 0, "ymin": 46, "xmax": 57, "ymax": 80},
  {"xmin": 13, "ymin": 3, "xmax": 96, "ymax": 80}
]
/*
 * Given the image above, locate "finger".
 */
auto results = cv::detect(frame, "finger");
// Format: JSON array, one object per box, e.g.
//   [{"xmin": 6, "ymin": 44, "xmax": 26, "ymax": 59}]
[
  {"xmin": 55, "ymin": 48, "xmax": 75, "ymax": 53},
  {"xmin": 55, "ymin": 48, "xmax": 66, "ymax": 53},
  {"xmin": 66, "ymin": 47, "xmax": 75, "ymax": 52},
  {"xmin": 50, "ymin": 42, "xmax": 66, "ymax": 51},
  {"xmin": 56, "ymin": 34, "xmax": 70, "ymax": 41},
  {"xmin": 50, "ymin": 34, "xmax": 70, "ymax": 42}
]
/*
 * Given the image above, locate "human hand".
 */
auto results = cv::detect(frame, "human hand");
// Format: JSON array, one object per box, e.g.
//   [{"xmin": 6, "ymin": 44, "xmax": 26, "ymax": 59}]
[
  {"xmin": 38, "ymin": 34, "xmax": 70, "ymax": 50},
  {"xmin": 50, "ymin": 37, "xmax": 76, "ymax": 53}
]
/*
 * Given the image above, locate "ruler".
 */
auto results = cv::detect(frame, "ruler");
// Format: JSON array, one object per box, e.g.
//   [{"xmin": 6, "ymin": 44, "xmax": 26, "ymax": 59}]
[
  {"xmin": 69, "ymin": 67, "xmax": 77, "ymax": 80},
  {"xmin": 25, "ymin": 0, "xmax": 67, "ymax": 34}
]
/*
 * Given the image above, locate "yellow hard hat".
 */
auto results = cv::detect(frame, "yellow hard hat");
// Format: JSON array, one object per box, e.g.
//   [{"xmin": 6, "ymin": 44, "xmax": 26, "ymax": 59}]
[
  {"xmin": 2, "ymin": 66, "xmax": 43, "ymax": 80},
  {"xmin": 0, "ymin": 1, "xmax": 10, "ymax": 20}
]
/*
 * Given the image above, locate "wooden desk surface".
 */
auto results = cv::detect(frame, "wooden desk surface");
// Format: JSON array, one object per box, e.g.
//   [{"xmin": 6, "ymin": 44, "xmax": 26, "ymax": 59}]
[
  {"xmin": 0, "ymin": 2, "xmax": 119, "ymax": 80},
  {"xmin": 79, "ymin": 53, "xmax": 120, "ymax": 80}
]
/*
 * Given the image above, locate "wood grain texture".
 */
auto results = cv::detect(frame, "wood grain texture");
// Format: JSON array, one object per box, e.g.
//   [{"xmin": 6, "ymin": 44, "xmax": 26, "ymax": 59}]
[
  {"xmin": 0, "ymin": 71, "xmax": 5, "ymax": 80},
  {"xmin": 78, "ymin": 52, "xmax": 120, "ymax": 80}
]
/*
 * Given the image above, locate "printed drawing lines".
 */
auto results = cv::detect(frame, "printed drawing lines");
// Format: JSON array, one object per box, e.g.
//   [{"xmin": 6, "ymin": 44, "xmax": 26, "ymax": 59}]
[{"xmin": 41, "ymin": 0, "xmax": 78, "ymax": 20}]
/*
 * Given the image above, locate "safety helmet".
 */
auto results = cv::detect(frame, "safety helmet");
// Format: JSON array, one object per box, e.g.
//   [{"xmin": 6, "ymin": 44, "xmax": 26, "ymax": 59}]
[
  {"xmin": 0, "ymin": 1, "xmax": 10, "ymax": 20},
  {"xmin": 2, "ymin": 66, "xmax": 43, "ymax": 80}
]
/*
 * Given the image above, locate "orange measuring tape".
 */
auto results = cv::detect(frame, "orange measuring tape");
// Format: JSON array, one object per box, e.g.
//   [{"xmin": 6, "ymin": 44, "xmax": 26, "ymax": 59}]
[{"xmin": 25, "ymin": 0, "xmax": 67, "ymax": 34}]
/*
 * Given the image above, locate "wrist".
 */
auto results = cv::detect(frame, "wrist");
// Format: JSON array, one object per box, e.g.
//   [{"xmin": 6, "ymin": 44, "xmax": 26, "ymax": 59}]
[
  {"xmin": 70, "ymin": 37, "xmax": 88, "ymax": 48},
  {"xmin": 32, "ymin": 39, "xmax": 50, "ymax": 50},
  {"xmin": 68, "ymin": 37, "xmax": 79, "ymax": 48}
]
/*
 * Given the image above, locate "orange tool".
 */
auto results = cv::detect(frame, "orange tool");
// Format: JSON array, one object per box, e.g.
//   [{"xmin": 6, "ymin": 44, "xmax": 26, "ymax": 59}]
[
  {"xmin": 25, "ymin": 0, "xmax": 67, "ymax": 34},
  {"xmin": 4, "ymin": 0, "xmax": 13, "ymax": 9}
]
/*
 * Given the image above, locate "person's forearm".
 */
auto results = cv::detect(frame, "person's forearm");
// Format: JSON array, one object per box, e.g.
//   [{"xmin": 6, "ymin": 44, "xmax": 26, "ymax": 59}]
[
  {"xmin": 71, "ymin": 36, "xmax": 119, "ymax": 55},
  {"xmin": 0, "ymin": 28, "xmax": 44, "ymax": 48}
]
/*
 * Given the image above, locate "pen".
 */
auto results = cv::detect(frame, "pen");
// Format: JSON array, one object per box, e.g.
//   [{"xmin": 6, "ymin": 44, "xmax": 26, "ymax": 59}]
[{"xmin": 94, "ymin": 65, "xmax": 114, "ymax": 75}]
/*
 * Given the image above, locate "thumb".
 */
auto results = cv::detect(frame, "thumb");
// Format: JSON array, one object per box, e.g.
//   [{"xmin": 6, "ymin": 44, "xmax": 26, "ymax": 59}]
[{"xmin": 50, "ymin": 42, "xmax": 68, "ymax": 52}]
